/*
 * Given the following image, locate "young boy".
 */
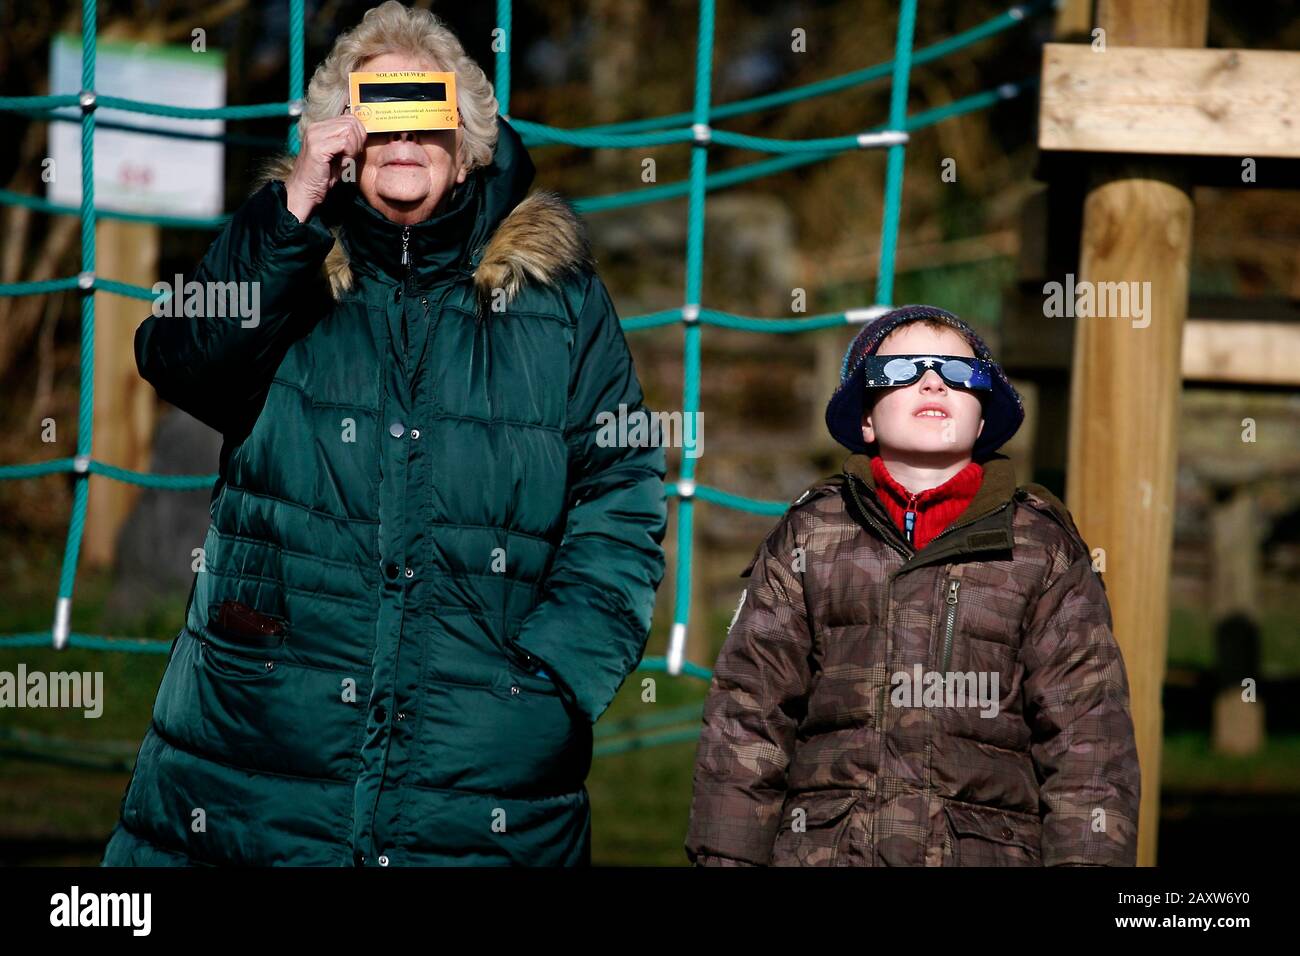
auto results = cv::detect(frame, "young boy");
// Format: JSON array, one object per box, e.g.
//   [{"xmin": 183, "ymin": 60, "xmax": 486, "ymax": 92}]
[{"xmin": 685, "ymin": 305, "xmax": 1140, "ymax": 867}]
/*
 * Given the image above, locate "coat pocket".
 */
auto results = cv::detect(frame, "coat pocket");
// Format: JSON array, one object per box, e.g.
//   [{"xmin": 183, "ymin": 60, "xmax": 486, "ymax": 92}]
[
  {"xmin": 198, "ymin": 601, "xmax": 288, "ymax": 682},
  {"xmin": 207, "ymin": 600, "xmax": 289, "ymax": 651},
  {"xmin": 770, "ymin": 791, "xmax": 860, "ymax": 866},
  {"xmin": 502, "ymin": 638, "xmax": 561, "ymax": 698},
  {"xmin": 944, "ymin": 801, "xmax": 1042, "ymax": 867},
  {"xmin": 194, "ymin": 631, "xmax": 280, "ymax": 683}
]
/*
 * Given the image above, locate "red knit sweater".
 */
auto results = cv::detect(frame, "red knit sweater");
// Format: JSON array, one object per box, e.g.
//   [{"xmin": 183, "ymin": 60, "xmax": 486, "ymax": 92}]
[{"xmin": 870, "ymin": 456, "xmax": 984, "ymax": 551}]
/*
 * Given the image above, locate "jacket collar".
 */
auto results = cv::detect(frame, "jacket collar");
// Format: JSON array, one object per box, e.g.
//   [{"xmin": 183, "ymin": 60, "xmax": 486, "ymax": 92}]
[
  {"xmin": 336, "ymin": 175, "xmax": 482, "ymax": 289},
  {"xmin": 253, "ymin": 119, "xmax": 593, "ymax": 309},
  {"xmin": 870, "ymin": 456, "xmax": 984, "ymax": 510},
  {"xmin": 842, "ymin": 451, "xmax": 1019, "ymax": 569}
]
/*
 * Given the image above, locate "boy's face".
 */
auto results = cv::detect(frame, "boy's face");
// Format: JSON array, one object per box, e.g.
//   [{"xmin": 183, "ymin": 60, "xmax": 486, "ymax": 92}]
[{"xmin": 860, "ymin": 323, "xmax": 986, "ymax": 458}]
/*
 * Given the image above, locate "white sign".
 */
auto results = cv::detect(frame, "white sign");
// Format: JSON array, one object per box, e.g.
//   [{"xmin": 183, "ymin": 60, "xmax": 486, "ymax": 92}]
[{"xmin": 48, "ymin": 33, "xmax": 226, "ymax": 218}]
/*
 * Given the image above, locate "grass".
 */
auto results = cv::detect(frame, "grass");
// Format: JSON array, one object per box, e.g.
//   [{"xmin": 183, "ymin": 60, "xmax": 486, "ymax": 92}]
[
  {"xmin": 1167, "ymin": 604, "xmax": 1300, "ymax": 678},
  {"xmin": 1160, "ymin": 733, "xmax": 1300, "ymax": 794}
]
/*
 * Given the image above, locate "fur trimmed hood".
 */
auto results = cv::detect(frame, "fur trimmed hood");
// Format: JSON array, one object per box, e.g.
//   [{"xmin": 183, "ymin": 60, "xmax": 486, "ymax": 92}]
[{"xmin": 251, "ymin": 143, "xmax": 591, "ymax": 309}]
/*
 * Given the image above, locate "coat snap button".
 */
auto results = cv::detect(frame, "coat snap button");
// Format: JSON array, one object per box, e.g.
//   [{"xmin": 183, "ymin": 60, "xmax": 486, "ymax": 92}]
[
  {"xmin": 265, "ymin": 661, "xmax": 275, "ymax": 671},
  {"xmin": 410, "ymin": 429, "xmax": 420, "ymax": 439},
  {"xmin": 378, "ymin": 854, "xmax": 390, "ymax": 866},
  {"xmin": 510, "ymin": 685, "xmax": 520, "ymax": 696},
  {"xmin": 389, "ymin": 422, "xmax": 405, "ymax": 438},
  {"xmin": 1000, "ymin": 826, "xmax": 1014, "ymax": 840},
  {"xmin": 404, "ymin": 567, "xmax": 413, "ymax": 578}
]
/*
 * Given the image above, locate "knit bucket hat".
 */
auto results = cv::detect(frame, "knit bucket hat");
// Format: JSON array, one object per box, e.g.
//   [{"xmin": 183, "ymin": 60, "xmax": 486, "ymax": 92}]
[{"xmin": 824, "ymin": 304, "xmax": 1024, "ymax": 461}]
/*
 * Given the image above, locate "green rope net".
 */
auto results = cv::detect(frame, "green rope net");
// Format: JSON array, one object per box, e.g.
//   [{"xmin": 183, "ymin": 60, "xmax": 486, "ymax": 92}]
[{"xmin": 0, "ymin": 0, "xmax": 1052, "ymax": 761}]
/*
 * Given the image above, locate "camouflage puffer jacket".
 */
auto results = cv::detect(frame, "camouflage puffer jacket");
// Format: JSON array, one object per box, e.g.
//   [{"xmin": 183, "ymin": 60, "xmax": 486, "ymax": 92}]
[{"xmin": 685, "ymin": 453, "xmax": 1140, "ymax": 866}]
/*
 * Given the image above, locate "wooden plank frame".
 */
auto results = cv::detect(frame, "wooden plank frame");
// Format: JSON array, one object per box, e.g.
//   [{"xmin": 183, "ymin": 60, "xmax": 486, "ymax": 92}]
[{"xmin": 1040, "ymin": 44, "xmax": 1300, "ymax": 160}]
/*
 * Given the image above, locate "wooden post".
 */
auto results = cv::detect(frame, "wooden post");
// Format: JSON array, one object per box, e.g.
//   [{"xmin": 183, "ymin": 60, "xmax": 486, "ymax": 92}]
[
  {"xmin": 1209, "ymin": 485, "xmax": 1265, "ymax": 756},
  {"xmin": 85, "ymin": 219, "xmax": 159, "ymax": 568},
  {"xmin": 1065, "ymin": 0, "xmax": 1208, "ymax": 867},
  {"xmin": 1053, "ymin": 0, "xmax": 1095, "ymax": 41}
]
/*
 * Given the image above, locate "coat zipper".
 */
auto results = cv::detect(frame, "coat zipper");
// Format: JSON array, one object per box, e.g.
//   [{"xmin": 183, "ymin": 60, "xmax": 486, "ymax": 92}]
[
  {"xmin": 846, "ymin": 470, "xmax": 991, "ymax": 691},
  {"xmin": 939, "ymin": 578, "xmax": 961, "ymax": 677},
  {"xmin": 395, "ymin": 224, "xmax": 412, "ymax": 304},
  {"xmin": 903, "ymin": 492, "xmax": 920, "ymax": 546},
  {"xmin": 847, "ymin": 471, "xmax": 1014, "ymax": 561}
]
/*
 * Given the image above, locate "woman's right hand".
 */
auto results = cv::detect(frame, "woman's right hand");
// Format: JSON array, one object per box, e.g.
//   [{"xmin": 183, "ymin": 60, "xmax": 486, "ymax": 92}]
[{"xmin": 283, "ymin": 112, "xmax": 368, "ymax": 223}]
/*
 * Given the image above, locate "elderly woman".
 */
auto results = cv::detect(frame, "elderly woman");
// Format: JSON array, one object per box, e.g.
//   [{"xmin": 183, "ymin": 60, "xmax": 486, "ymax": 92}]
[{"xmin": 102, "ymin": 1, "xmax": 666, "ymax": 866}]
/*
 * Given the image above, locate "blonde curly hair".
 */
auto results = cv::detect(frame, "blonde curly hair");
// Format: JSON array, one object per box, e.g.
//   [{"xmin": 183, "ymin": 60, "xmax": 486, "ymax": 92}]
[{"xmin": 299, "ymin": 0, "xmax": 499, "ymax": 173}]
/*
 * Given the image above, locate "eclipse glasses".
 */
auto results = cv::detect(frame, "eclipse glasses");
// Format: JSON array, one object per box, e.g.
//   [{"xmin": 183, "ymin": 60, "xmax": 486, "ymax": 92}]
[
  {"xmin": 862, "ymin": 354, "xmax": 995, "ymax": 390},
  {"xmin": 347, "ymin": 70, "xmax": 459, "ymax": 133}
]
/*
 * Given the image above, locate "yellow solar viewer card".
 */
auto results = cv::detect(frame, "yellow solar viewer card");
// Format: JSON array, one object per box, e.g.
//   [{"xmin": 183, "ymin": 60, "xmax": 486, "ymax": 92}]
[{"xmin": 347, "ymin": 71, "xmax": 459, "ymax": 133}]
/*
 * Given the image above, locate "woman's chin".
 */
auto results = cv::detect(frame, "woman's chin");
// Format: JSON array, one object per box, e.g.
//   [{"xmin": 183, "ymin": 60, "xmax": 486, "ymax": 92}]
[{"xmin": 373, "ymin": 175, "xmax": 437, "ymax": 207}]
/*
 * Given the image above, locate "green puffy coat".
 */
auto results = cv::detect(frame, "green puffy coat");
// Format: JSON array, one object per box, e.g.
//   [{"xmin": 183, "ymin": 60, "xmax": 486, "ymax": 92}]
[{"xmin": 101, "ymin": 119, "xmax": 668, "ymax": 866}]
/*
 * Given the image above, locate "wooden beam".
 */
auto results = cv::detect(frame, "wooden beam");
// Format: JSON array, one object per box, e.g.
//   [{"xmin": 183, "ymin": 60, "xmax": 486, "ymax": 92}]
[
  {"xmin": 1066, "ymin": 0, "xmax": 1209, "ymax": 869},
  {"xmin": 1053, "ymin": 0, "xmax": 1096, "ymax": 42},
  {"xmin": 1096, "ymin": 0, "xmax": 1207, "ymax": 46},
  {"xmin": 1040, "ymin": 45, "xmax": 1300, "ymax": 159},
  {"xmin": 1002, "ymin": 308, "xmax": 1300, "ymax": 388},
  {"xmin": 1183, "ymin": 320, "xmax": 1300, "ymax": 386},
  {"xmin": 1071, "ymin": 165, "xmax": 1189, "ymax": 870}
]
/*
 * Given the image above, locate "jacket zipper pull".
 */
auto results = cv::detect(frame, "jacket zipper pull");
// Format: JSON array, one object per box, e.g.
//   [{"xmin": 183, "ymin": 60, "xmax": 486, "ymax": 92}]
[
  {"xmin": 940, "ymin": 578, "xmax": 961, "ymax": 680},
  {"xmin": 904, "ymin": 492, "xmax": 920, "ymax": 544},
  {"xmin": 400, "ymin": 225, "xmax": 411, "ymax": 267}
]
